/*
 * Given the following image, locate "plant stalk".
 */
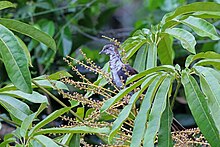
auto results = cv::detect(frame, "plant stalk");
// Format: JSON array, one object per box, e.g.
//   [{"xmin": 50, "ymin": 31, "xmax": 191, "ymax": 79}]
[{"xmin": 171, "ymin": 80, "xmax": 181, "ymax": 109}]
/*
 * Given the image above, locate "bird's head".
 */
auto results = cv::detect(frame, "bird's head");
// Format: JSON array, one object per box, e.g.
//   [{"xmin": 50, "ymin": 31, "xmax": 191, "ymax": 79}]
[{"xmin": 99, "ymin": 44, "xmax": 119, "ymax": 56}]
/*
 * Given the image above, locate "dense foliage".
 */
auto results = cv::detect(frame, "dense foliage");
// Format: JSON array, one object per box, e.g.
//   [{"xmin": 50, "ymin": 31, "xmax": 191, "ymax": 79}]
[{"xmin": 0, "ymin": 0, "xmax": 220, "ymax": 146}]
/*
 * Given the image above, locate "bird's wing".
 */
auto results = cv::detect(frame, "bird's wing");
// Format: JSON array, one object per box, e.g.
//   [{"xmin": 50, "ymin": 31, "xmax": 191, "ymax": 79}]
[{"xmin": 124, "ymin": 64, "xmax": 138, "ymax": 75}]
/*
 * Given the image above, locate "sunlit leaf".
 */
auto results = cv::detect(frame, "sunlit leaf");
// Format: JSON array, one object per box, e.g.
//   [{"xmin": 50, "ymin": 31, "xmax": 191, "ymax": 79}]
[
  {"xmin": 29, "ymin": 107, "xmax": 71, "ymax": 136},
  {"xmin": 101, "ymin": 77, "xmax": 147, "ymax": 113},
  {"xmin": 146, "ymin": 42, "xmax": 157, "ymax": 69},
  {"xmin": 143, "ymin": 76, "xmax": 172, "ymax": 146},
  {"xmin": 162, "ymin": 2, "xmax": 220, "ymax": 23},
  {"xmin": 34, "ymin": 126, "xmax": 110, "ymax": 135},
  {"xmin": 181, "ymin": 70, "xmax": 220, "ymax": 146},
  {"xmin": 194, "ymin": 66, "xmax": 220, "ymax": 133},
  {"xmin": 0, "ymin": 24, "xmax": 32, "ymax": 93},
  {"xmin": 185, "ymin": 51, "xmax": 220, "ymax": 68},
  {"xmin": 0, "ymin": 90, "xmax": 48, "ymax": 104},
  {"xmin": 131, "ymin": 75, "xmax": 165, "ymax": 147},
  {"xmin": 181, "ymin": 16, "xmax": 219, "ymax": 40},
  {"xmin": 33, "ymin": 135, "xmax": 59, "ymax": 147},
  {"xmin": 0, "ymin": 95, "xmax": 32, "ymax": 121},
  {"xmin": 0, "ymin": 18, "xmax": 56, "ymax": 51},
  {"xmin": 48, "ymin": 70, "xmax": 72, "ymax": 80},
  {"xmin": 165, "ymin": 28, "xmax": 196, "ymax": 54},
  {"xmin": 0, "ymin": 1, "xmax": 16, "ymax": 11},
  {"xmin": 20, "ymin": 113, "xmax": 36, "ymax": 138},
  {"xmin": 109, "ymin": 75, "xmax": 157, "ymax": 143}
]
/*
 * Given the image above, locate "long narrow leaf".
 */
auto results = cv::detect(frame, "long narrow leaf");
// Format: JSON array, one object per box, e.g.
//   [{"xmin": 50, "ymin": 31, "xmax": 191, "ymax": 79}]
[
  {"xmin": 143, "ymin": 76, "xmax": 172, "ymax": 146},
  {"xmin": 126, "ymin": 65, "xmax": 175, "ymax": 85},
  {"xmin": 20, "ymin": 113, "xmax": 36, "ymax": 138},
  {"xmin": 101, "ymin": 77, "xmax": 147, "ymax": 113},
  {"xmin": 0, "ymin": 95, "xmax": 31, "ymax": 121},
  {"xmin": 0, "ymin": 18, "xmax": 56, "ymax": 51},
  {"xmin": 28, "ymin": 107, "xmax": 71, "ymax": 136},
  {"xmin": 194, "ymin": 66, "xmax": 220, "ymax": 132},
  {"xmin": 185, "ymin": 51, "xmax": 220, "ymax": 68},
  {"xmin": 34, "ymin": 126, "xmax": 110, "ymax": 135},
  {"xmin": 195, "ymin": 59, "xmax": 220, "ymax": 70},
  {"xmin": 165, "ymin": 28, "xmax": 196, "ymax": 54},
  {"xmin": 131, "ymin": 75, "xmax": 166, "ymax": 147},
  {"xmin": 0, "ymin": 24, "xmax": 32, "ymax": 93},
  {"xmin": 158, "ymin": 98, "xmax": 173, "ymax": 147},
  {"xmin": 146, "ymin": 42, "xmax": 157, "ymax": 69},
  {"xmin": 33, "ymin": 135, "xmax": 59, "ymax": 147},
  {"xmin": 0, "ymin": 1, "xmax": 16, "ymax": 11},
  {"xmin": 0, "ymin": 90, "xmax": 48, "ymax": 104},
  {"xmin": 162, "ymin": 2, "xmax": 220, "ymax": 22},
  {"xmin": 181, "ymin": 16, "xmax": 219, "ymax": 40},
  {"xmin": 181, "ymin": 70, "xmax": 220, "ymax": 146},
  {"xmin": 133, "ymin": 44, "xmax": 148, "ymax": 72},
  {"xmin": 109, "ymin": 75, "xmax": 157, "ymax": 143}
]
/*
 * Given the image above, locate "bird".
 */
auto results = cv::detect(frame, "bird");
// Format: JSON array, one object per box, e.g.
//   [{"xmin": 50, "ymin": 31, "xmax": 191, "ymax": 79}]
[
  {"xmin": 99, "ymin": 44, "xmax": 138, "ymax": 89},
  {"xmin": 99, "ymin": 43, "xmax": 185, "ymax": 131}
]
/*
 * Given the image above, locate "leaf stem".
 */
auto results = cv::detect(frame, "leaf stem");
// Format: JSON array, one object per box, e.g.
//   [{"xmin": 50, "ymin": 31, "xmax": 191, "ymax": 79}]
[{"xmin": 171, "ymin": 80, "xmax": 181, "ymax": 109}]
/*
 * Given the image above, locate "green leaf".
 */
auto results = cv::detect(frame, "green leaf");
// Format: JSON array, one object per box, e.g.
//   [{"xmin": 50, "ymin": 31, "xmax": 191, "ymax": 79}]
[
  {"xmin": 131, "ymin": 75, "xmax": 165, "ymax": 147},
  {"xmin": 109, "ymin": 75, "xmax": 157, "ymax": 143},
  {"xmin": 48, "ymin": 70, "xmax": 72, "ymax": 80},
  {"xmin": 20, "ymin": 113, "xmax": 36, "ymax": 138},
  {"xmin": 69, "ymin": 100, "xmax": 80, "ymax": 108},
  {"xmin": 60, "ymin": 134, "xmax": 73, "ymax": 145},
  {"xmin": 69, "ymin": 134, "xmax": 80, "ymax": 147},
  {"xmin": 133, "ymin": 44, "xmax": 148, "ymax": 72},
  {"xmin": 146, "ymin": 42, "xmax": 157, "ymax": 69},
  {"xmin": 0, "ymin": 80, "xmax": 68, "ymax": 92},
  {"xmin": 195, "ymin": 59, "xmax": 220, "ymax": 70},
  {"xmin": 194, "ymin": 66, "xmax": 220, "ymax": 132},
  {"xmin": 181, "ymin": 70, "xmax": 220, "ymax": 146},
  {"xmin": 0, "ymin": 1, "xmax": 16, "ymax": 11},
  {"xmin": 0, "ymin": 90, "xmax": 48, "ymax": 104},
  {"xmin": 29, "ymin": 107, "xmax": 71, "ymax": 136},
  {"xmin": 158, "ymin": 34, "xmax": 174, "ymax": 65},
  {"xmin": 143, "ymin": 76, "xmax": 172, "ymax": 146},
  {"xmin": 0, "ymin": 138, "xmax": 16, "ymax": 147},
  {"xmin": 158, "ymin": 99, "xmax": 173, "ymax": 147},
  {"xmin": 126, "ymin": 65, "xmax": 175, "ymax": 85},
  {"xmin": 185, "ymin": 51, "xmax": 220, "ymax": 68},
  {"xmin": 100, "ymin": 77, "xmax": 147, "ymax": 113},
  {"xmin": 181, "ymin": 16, "xmax": 219, "ymax": 40},
  {"xmin": 125, "ymin": 39, "xmax": 146, "ymax": 60},
  {"xmin": 16, "ymin": 36, "xmax": 32, "ymax": 67},
  {"xmin": 0, "ymin": 24, "xmax": 32, "ymax": 93},
  {"xmin": 165, "ymin": 28, "xmax": 196, "ymax": 54},
  {"xmin": 76, "ymin": 107, "xmax": 84, "ymax": 121},
  {"xmin": 33, "ymin": 135, "xmax": 59, "ymax": 147},
  {"xmin": 0, "ymin": 95, "xmax": 32, "ymax": 121},
  {"xmin": 192, "ymin": 11, "xmax": 220, "ymax": 18},
  {"xmin": 162, "ymin": 2, "xmax": 220, "ymax": 23},
  {"xmin": 108, "ymin": 91, "xmax": 139, "ymax": 143},
  {"xmin": 36, "ymin": 103, "xmax": 48, "ymax": 117},
  {"xmin": 0, "ymin": 18, "xmax": 56, "ymax": 51},
  {"xmin": 34, "ymin": 126, "xmax": 110, "ymax": 135},
  {"xmin": 206, "ymin": 67, "xmax": 220, "ymax": 82}
]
